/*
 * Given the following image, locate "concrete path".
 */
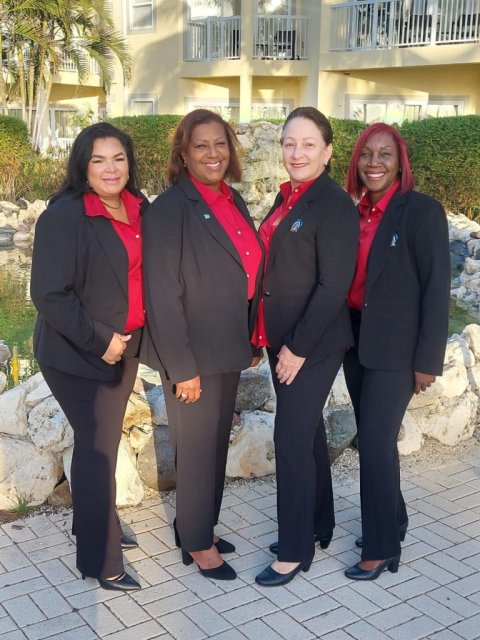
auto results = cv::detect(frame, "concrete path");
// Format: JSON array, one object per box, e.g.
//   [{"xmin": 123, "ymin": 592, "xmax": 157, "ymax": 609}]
[{"xmin": 1, "ymin": 441, "xmax": 479, "ymax": 640}]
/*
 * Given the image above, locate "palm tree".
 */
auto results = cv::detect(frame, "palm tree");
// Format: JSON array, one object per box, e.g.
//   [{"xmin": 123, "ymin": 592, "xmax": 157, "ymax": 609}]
[{"xmin": 1, "ymin": 0, "xmax": 132, "ymax": 149}]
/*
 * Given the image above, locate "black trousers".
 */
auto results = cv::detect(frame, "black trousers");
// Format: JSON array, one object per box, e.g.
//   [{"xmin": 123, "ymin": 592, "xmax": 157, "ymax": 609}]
[
  {"xmin": 268, "ymin": 348, "xmax": 344, "ymax": 563},
  {"xmin": 39, "ymin": 335, "xmax": 140, "ymax": 579},
  {"xmin": 343, "ymin": 313, "xmax": 414, "ymax": 560},
  {"xmin": 161, "ymin": 370, "xmax": 241, "ymax": 552}
]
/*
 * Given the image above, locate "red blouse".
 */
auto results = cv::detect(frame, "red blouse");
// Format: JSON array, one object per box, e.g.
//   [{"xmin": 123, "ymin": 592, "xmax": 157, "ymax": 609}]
[
  {"xmin": 189, "ymin": 174, "xmax": 262, "ymax": 300},
  {"xmin": 84, "ymin": 190, "xmax": 145, "ymax": 332},
  {"xmin": 347, "ymin": 180, "xmax": 400, "ymax": 311},
  {"xmin": 252, "ymin": 178, "xmax": 317, "ymax": 347}
]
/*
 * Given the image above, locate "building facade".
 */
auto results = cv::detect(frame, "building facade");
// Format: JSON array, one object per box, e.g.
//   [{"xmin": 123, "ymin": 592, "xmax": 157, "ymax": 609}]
[{"xmin": 8, "ymin": 0, "xmax": 480, "ymax": 145}]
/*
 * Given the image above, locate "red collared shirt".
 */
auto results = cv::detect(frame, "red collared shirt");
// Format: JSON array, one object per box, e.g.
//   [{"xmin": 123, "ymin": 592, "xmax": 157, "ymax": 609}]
[
  {"xmin": 253, "ymin": 178, "xmax": 317, "ymax": 347},
  {"xmin": 84, "ymin": 190, "xmax": 145, "ymax": 332},
  {"xmin": 189, "ymin": 174, "xmax": 262, "ymax": 300},
  {"xmin": 347, "ymin": 180, "xmax": 400, "ymax": 311}
]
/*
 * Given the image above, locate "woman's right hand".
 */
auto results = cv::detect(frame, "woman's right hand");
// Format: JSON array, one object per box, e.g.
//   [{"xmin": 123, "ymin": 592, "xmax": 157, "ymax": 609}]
[
  {"xmin": 176, "ymin": 376, "xmax": 202, "ymax": 403},
  {"xmin": 101, "ymin": 333, "xmax": 131, "ymax": 365}
]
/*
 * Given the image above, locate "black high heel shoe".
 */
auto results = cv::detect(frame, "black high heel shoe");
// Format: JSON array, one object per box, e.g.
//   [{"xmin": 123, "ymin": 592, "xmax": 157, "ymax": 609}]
[
  {"xmin": 181, "ymin": 548, "xmax": 237, "ymax": 580},
  {"xmin": 82, "ymin": 571, "xmax": 141, "ymax": 591},
  {"xmin": 355, "ymin": 523, "xmax": 407, "ymax": 548},
  {"xmin": 121, "ymin": 535, "xmax": 138, "ymax": 550},
  {"xmin": 255, "ymin": 558, "xmax": 313, "ymax": 587},
  {"xmin": 269, "ymin": 532, "xmax": 332, "ymax": 555},
  {"xmin": 173, "ymin": 518, "xmax": 235, "ymax": 554},
  {"xmin": 345, "ymin": 556, "xmax": 400, "ymax": 581}
]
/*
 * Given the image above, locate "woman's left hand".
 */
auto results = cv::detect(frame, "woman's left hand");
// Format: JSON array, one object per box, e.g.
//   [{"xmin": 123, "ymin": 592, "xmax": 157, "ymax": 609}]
[
  {"xmin": 414, "ymin": 371, "xmax": 436, "ymax": 394},
  {"xmin": 276, "ymin": 345, "xmax": 306, "ymax": 385}
]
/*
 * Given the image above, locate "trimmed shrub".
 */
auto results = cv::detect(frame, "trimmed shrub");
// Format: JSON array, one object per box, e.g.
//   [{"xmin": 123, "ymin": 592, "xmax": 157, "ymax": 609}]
[
  {"xmin": 400, "ymin": 116, "xmax": 480, "ymax": 217},
  {"xmin": 0, "ymin": 116, "xmax": 33, "ymax": 201},
  {"xmin": 330, "ymin": 118, "xmax": 366, "ymax": 187},
  {"xmin": 109, "ymin": 115, "xmax": 182, "ymax": 195}
]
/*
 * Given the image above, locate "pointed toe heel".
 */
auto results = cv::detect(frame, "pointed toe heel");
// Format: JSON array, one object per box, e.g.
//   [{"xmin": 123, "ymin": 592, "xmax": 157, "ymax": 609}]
[
  {"xmin": 199, "ymin": 561, "xmax": 236, "ymax": 581},
  {"xmin": 319, "ymin": 534, "xmax": 332, "ymax": 550},
  {"xmin": 302, "ymin": 559, "xmax": 313, "ymax": 573},
  {"xmin": 345, "ymin": 556, "xmax": 401, "ymax": 581},
  {"xmin": 97, "ymin": 572, "xmax": 141, "ymax": 591},
  {"xmin": 121, "ymin": 535, "xmax": 138, "ymax": 550}
]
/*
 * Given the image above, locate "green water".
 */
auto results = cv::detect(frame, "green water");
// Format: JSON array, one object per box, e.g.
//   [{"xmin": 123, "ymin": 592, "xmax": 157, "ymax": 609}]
[{"xmin": 0, "ymin": 248, "xmax": 478, "ymax": 389}]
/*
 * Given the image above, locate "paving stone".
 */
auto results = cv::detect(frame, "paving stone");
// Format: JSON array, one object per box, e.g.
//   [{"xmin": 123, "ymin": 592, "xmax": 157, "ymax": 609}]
[
  {"xmin": 446, "ymin": 540, "xmax": 480, "ymax": 561},
  {"xmin": 105, "ymin": 593, "xmax": 151, "ymax": 627},
  {"xmin": 386, "ymin": 614, "xmax": 443, "ymax": 640},
  {"xmin": 346, "ymin": 620, "xmax": 392, "ymax": 640},
  {"xmin": 409, "ymin": 594, "xmax": 464, "ymax": 626},
  {"xmin": 449, "ymin": 613, "xmax": 480, "ymax": 640},
  {"xmin": 368, "ymin": 603, "xmax": 422, "ymax": 631},
  {"xmin": 78, "ymin": 602, "xmax": 124, "ymax": 636},
  {"xmin": 239, "ymin": 619, "xmax": 284, "ymax": 640},
  {"xmin": 408, "ymin": 558, "xmax": 460, "ymax": 586},
  {"xmin": 427, "ymin": 631, "xmax": 465, "ymax": 640},
  {"xmin": 263, "ymin": 609, "xmax": 315, "ymax": 640},
  {"xmin": 0, "ymin": 576, "xmax": 50, "ymax": 604},
  {"xmin": 209, "ymin": 586, "xmax": 260, "ymax": 613},
  {"xmin": 424, "ymin": 522, "xmax": 469, "ymax": 544},
  {"xmin": 36, "ymin": 559, "xmax": 76, "ymax": 586},
  {"xmin": 285, "ymin": 594, "xmax": 339, "ymax": 623},
  {"xmin": 184, "ymin": 602, "xmax": 232, "ymax": 636},
  {"xmin": 303, "ymin": 606, "xmax": 358, "ymax": 636},
  {"xmin": 159, "ymin": 610, "xmax": 206, "ymax": 640},
  {"xmin": 30, "ymin": 587, "xmax": 73, "ymax": 617},
  {"xmin": 448, "ymin": 573, "xmax": 480, "ymax": 597},
  {"xmin": 252, "ymin": 582, "xmax": 300, "ymax": 609},
  {"xmin": 388, "ymin": 576, "xmax": 440, "ymax": 599},
  {"xmin": 209, "ymin": 630, "xmax": 247, "ymax": 640},
  {"xmin": 222, "ymin": 598, "xmax": 279, "ymax": 627},
  {"xmin": 1, "ymin": 631, "xmax": 29, "ymax": 640},
  {"xmin": 103, "ymin": 620, "xmax": 166, "ymax": 640},
  {"xmin": 330, "ymin": 584, "xmax": 381, "ymax": 616},
  {"xmin": 132, "ymin": 576, "xmax": 186, "ymax": 606},
  {"xmin": 427, "ymin": 551, "xmax": 477, "ymax": 578},
  {"xmin": 22, "ymin": 611, "xmax": 85, "ymax": 640},
  {"xmin": 428, "ymin": 587, "xmax": 480, "ymax": 618}
]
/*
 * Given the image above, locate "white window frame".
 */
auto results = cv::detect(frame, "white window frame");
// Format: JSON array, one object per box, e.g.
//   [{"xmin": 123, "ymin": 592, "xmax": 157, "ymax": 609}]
[
  {"xmin": 129, "ymin": 94, "xmax": 156, "ymax": 116},
  {"xmin": 128, "ymin": 0, "xmax": 155, "ymax": 32}
]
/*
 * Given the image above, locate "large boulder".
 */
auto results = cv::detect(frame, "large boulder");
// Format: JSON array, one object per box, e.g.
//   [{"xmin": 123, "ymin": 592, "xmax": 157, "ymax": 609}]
[
  {"xmin": 136, "ymin": 425, "xmax": 176, "ymax": 491},
  {"xmin": 27, "ymin": 395, "xmax": 74, "ymax": 453},
  {"xmin": 226, "ymin": 410, "xmax": 275, "ymax": 478},
  {"xmin": 0, "ymin": 371, "xmax": 6, "ymax": 394},
  {"xmin": 0, "ymin": 436, "xmax": 62, "ymax": 509},
  {"xmin": 145, "ymin": 385, "xmax": 169, "ymax": 425},
  {"xmin": 0, "ymin": 385, "xmax": 27, "ymax": 436},
  {"xmin": 123, "ymin": 391, "xmax": 152, "ymax": 430},
  {"xmin": 26, "ymin": 379, "xmax": 53, "ymax": 409},
  {"xmin": 235, "ymin": 369, "xmax": 272, "ymax": 412},
  {"xmin": 324, "ymin": 405, "xmax": 357, "ymax": 462}
]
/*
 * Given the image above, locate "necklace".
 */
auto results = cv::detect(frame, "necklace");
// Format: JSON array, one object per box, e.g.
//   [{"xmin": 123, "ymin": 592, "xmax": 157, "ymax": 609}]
[{"xmin": 100, "ymin": 199, "xmax": 122, "ymax": 210}]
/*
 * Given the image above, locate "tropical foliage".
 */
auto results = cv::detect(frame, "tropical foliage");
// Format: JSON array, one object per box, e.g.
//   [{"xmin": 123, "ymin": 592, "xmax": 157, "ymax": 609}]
[{"xmin": 0, "ymin": 0, "xmax": 131, "ymax": 149}]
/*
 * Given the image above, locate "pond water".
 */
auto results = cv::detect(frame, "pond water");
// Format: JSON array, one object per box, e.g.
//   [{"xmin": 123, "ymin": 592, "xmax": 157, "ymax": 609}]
[{"xmin": 0, "ymin": 248, "xmax": 478, "ymax": 389}]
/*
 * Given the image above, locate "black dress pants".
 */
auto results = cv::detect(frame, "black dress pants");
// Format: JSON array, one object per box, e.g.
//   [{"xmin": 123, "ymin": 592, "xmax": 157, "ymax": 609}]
[
  {"xmin": 39, "ymin": 338, "xmax": 139, "ymax": 579},
  {"xmin": 161, "ymin": 370, "xmax": 241, "ymax": 552},
  {"xmin": 343, "ymin": 314, "xmax": 414, "ymax": 561},
  {"xmin": 268, "ymin": 348, "xmax": 344, "ymax": 563}
]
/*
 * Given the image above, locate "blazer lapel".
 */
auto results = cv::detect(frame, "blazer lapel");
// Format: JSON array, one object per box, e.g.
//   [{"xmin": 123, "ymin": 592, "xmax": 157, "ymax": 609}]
[
  {"xmin": 365, "ymin": 192, "xmax": 407, "ymax": 293},
  {"xmin": 266, "ymin": 172, "xmax": 330, "ymax": 272},
  {"xmin": 179, "ymin": 174, "xmax": 244, "ymax": 268},
  {"xmin": 88, "ymin": 216, "xmax": 129, "ymax": 298}
]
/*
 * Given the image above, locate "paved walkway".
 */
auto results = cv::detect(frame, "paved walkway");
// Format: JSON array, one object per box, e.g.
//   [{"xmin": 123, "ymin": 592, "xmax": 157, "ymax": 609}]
[{"xmin": 1, "ymin": 441, "xmax": 480, "ymax": 640}]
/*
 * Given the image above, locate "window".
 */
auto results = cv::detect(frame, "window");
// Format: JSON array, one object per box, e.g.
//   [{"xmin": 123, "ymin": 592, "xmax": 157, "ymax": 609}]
[
  {"xmin": 185, "ymin": 100, "xmax": 240, "ymax": 122},
  {"xmin": 131, "ymin": 98, "xmax": 155, "ymax": 116},
  {"xmin": 129, "ymin": 0, "xmax": 154, "ymax": 31},
  {"xmin": 257, "ymin": 0, "xmax": 296, "ymax": 15},
  {"xmin": 189, "ymin": 0, "xmax": 240, "ymax": 19},
  {"xmin": 425, "ymin": 101, "xmax": 465, "ymax": 118},
  {"xmin": 348, "ymin": 97, "xmax": 424, "ymax": 124}
]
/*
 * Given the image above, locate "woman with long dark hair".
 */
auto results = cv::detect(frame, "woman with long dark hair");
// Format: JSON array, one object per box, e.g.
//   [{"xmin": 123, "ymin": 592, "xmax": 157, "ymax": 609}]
[{"xmin": 31, "ymin": 122, "xmax": 148, "ymax": 591}]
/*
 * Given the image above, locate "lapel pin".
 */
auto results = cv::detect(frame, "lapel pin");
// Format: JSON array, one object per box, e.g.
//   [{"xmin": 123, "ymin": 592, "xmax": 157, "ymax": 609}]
[
  {"xmin": 203, "ymin": 214, "xmax": 211, "ymax": 219},
  {"xmin": 391, "ymin": 233, "xmax": 399, "ymax": 247},
  {"xmin": 290, "ymin": 219, "xmax": 303, "ymax": 232}
]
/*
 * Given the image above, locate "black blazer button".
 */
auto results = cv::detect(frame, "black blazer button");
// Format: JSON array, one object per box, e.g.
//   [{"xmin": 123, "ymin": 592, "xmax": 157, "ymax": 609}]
[
  {"xmin": 264, "ymin": 291, "xmax": 271, "ymax": 296},
  {"xmin": 363, "ymin": 303, "xmax": 368, "ymax": 308}
]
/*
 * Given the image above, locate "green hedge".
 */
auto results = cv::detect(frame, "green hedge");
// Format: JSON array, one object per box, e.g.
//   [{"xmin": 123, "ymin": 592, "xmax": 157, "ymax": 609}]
[
  {"xmin": 400, "ymin": 116, "xmax": 480, "ymax": 216},
  {"xmin": 330, "ymin": 118, "xmax": 366, "ymax": 187},
  {"xmin": 109, "ymin": 115, "xmax": 182, "ymax": 195},
  {"xmin": 0, "ymin": 116, "xmax": 33, "ymax": 201}
]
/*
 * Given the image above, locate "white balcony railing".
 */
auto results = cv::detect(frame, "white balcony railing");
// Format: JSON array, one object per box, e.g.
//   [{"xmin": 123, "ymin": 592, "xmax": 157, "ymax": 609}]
[
  {"xmin": 186, "ymin": 16, "xmax": 241, "ymax": 61},
  {"xmin": 253, "ymin": 15, "xmax": 308, "ymax": 59},
  {"xmin": 330, "ymin": 0, "xmax": 480, "ymax": 51},
  {"xmin": 185, "ymin": 15, "xmax": 308, "ymax": 61},
  {"xmin": 59, "ymin": 52, "xmax": 100, "ymax": 74}
]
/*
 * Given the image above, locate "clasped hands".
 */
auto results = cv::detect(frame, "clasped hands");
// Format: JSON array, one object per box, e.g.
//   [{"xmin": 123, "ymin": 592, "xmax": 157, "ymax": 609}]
[{"xmin": 101, "ymin": 332, "xmax": 131, "ymax": 365}]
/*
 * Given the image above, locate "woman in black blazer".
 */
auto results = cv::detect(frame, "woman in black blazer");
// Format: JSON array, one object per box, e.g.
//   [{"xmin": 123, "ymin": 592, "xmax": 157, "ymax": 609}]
[
  {"xmin": 142, "ymin": 109, "xmax": 263, "ymax": 581},
  {"xmin": 31, "ymin": 123, "xmax": 148, "ymax": 591},
  {"xmin": 254, "ymin": 107, "xmax": 359, "ymax": 587},
  {"xmin": 343, "ymin": 123, "xmax": 450, "ymax": 580}
]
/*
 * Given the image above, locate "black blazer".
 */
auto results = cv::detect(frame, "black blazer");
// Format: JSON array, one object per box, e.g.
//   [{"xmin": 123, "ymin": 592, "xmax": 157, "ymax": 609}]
[
  {"xmin": 356, "ymin": 189, "xmax": 450, "ymax": 375},
  {"xmin": 30, "ymin": 193, "xmax": 149, "ymax": 381},
  {"xmin": 141, "ymin": 174, "xmax": 264, "ymax": 384},
  {"xmin": 262, "ymin": 172, "xmax": 359, "ymax": 359}
]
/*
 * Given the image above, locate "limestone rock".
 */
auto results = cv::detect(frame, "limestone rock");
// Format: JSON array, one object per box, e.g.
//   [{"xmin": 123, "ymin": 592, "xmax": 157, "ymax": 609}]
[
  {"xmin": 235, "ymin": 369, "xmax": 272, "ymax": 412},
  {"xmin": 136, "ymin": 425, "xmax": 176, "ymax": 491},
  {"xmin": 116, "ymin": 438, "xmax": 144, "ymax": 506},
  {"xmin": 26, "ymin": 380, "xmax": 52, "ymax": 408},
  {"xmin": 0, "ymin": 386, "xmax": 27, "ymax": 436},
  {"xmin": 0, "ymin": 341, "xmax": 11, "ymax": 365},
  {"xmin": 18, "ymin": 371, "xmax": 45, "ymax": 395},
  {"xmin": 13, "ymin": 231, "xmax": 33, "ymax": 246},
  {"xmin": 397, "ymin": 410, "xmax": 424, "ymax": 455},
  {"xmin": 0, "ymin": 371, "xmax": 6, "ymax": 394},
  {"xmin": 47, "ymin": 479, "xmax": 72, "ymax": 507},
  {"xmin": 226, "ymin": 410, "xmax": 275, "ymax": 478},
  {"xmin": 122, "ymin": 391, "xmax": 152, "ymax": 430},
  {"xmin": 0, "ymin": 201, "xmax": 20, "ymax": 216},
  {"xmin": 324, "ymin": 405, "xmax": 357, "ymax": 462},
  {"xmin": 328, "ymin": 367, "xmax": 351, "ymax": 406},
  {"xmin": 410, "ymin": 390, "xmax": 478, "ymax": 446},
  {"xmin": 444, "ymin": 336, "xmax": 475, "ymax": 368},
  {"xmin": 27, "ymin": 395, "xmax": 73, "ymax": 453},
  {"xmin": 0, "ymin": 436, "xmax": 62, "ymax": 509},
  {"xmin": 462, "ymin": 324, "xmax": 480, "ymax": 361},
  {"xmin": 145, "ymin": 385, "xmax": 169, "ymax": 425},
  {"xmin": 129, "ymin": 423, "xmax": 154, "ymax": 453}
]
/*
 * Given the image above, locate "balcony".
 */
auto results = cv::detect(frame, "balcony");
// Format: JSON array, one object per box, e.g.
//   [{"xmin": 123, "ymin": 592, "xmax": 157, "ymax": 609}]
[
  {"xmin": 185, "ymin": 15, "xmax": 308, "ymax": 61},
  {"xmin": 330, "ymin": 0, "xmax": 480, "ymax": 51},
  {"xmin": 59, "ymin": 52, "xmax": 100, "ymax": 74}
]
